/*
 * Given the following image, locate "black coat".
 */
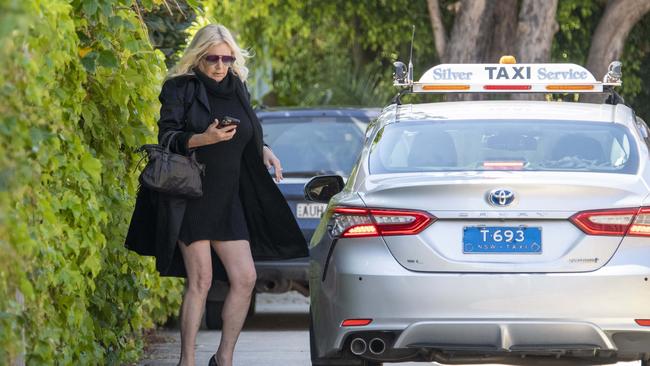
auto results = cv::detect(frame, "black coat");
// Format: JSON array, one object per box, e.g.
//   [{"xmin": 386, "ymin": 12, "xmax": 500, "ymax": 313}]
[{"xmin": 125, "ymin": 72, "xmax": 308, "ymax": 278}]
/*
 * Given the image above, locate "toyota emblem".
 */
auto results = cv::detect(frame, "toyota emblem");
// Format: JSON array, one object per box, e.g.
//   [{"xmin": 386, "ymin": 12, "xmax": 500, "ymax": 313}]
[{"xmin": 488, "ymin": 189, "xmax": 515, "ymax": 207}]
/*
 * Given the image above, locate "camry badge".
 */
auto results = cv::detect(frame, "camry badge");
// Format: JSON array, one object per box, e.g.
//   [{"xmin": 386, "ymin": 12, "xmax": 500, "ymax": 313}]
[{"xmin": 488, "ymin": 189, "xmax": 515, "ymax": 207}]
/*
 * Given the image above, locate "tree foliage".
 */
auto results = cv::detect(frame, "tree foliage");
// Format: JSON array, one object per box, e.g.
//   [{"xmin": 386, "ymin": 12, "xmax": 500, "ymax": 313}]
[
  {"xmin": 208, "ymin": 0, "xmax": 447, "ymax": 106},
  {"xmin": 0, "ymin": 0, "xmax": 182, "ymax": 364},
  {"xmin": 204, "ymin": 0, "xmax": 648, "ymax": 118},
  {"xmin": 142, "ymin": 0, "xmax": 197, "ymax": 68},
  {"xmin": 1, "ymin": 1, "xmax": 649, "ymax": 363},
  {"xmin": 623, "ymin": 13, "xmax": 650, "ymax": 120},
  {"xmin": 553, "ymin": 0, "xmax": 650, "ymax": 116}
]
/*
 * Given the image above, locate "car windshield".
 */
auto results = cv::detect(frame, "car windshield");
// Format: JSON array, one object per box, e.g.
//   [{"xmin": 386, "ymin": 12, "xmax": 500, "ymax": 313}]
[
  {"xmin": 369, "ymin": 120, "xmax": 639, "ymax": 174},
  {"xmin": 262, "ymin": 117, "xmax": 368, "ymax": 177}
]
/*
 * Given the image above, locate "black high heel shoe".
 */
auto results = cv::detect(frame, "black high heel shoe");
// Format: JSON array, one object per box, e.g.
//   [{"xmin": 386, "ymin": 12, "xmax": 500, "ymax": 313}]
[{"xmin": 208, "ymin": 354, "xmax": 219, "ymax": 366}]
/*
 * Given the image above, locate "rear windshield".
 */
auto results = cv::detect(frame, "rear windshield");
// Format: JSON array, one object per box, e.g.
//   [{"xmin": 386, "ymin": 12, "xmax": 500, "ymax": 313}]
[
  {"xmin": 369, "ymin": 120, "xmax": 639, "ymax": 174},
  {"xmin": 262, "ymin": 117, "xmax": 368, "ymax": 177}
]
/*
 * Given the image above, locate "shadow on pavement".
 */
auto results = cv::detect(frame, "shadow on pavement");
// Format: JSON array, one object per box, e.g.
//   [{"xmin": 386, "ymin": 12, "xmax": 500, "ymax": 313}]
[{"xmin": 243, "ymin": 312, "xmax": 309, "ymax": 331}]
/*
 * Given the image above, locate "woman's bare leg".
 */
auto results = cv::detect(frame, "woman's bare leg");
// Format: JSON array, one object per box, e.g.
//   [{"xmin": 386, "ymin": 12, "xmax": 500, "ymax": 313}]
[
  {"xmin": 210, "ymin": 240, "xmax": 256, "ymax": 366},
  {"xmin": 178, "ymin": 240, "xmax": 213, "ymax": 366}
]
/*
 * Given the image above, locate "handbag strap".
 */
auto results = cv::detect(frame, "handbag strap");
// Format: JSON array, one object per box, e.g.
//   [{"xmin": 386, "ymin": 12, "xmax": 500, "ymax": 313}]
[{"xmin": 161, "ymin": 130, "xmax": 181, "ymax": 154}]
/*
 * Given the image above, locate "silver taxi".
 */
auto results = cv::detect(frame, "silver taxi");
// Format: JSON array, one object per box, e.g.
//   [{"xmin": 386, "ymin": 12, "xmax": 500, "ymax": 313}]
[{"xmin": 305, "ymin": 60, "xmax": 650, "ymax": 366}]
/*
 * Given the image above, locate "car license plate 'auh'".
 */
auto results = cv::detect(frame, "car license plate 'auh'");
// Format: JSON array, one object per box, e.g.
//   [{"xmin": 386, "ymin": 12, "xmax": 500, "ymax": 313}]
[
  {"xmin": 296, "ymin": 203, "xmax": 328, "ymax": 219},
  {"xmin": 463, "ymin": 226, "xmax": 542, "ymax": 254}
]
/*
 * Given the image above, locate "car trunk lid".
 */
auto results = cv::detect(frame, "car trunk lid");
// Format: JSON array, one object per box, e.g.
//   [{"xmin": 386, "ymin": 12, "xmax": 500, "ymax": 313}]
[{"xmin": 358, "ymin": 172, "xmax": 646, "ymax": 273}]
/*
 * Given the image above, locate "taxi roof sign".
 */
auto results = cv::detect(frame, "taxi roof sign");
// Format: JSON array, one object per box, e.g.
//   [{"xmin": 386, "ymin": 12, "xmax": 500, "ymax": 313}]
[{"xmin": 394, "ymin": 62, "xmax": 622, "ymax": 94}]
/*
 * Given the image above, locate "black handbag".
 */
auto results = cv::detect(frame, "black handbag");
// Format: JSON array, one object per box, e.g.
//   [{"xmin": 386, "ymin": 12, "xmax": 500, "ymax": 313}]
[{"xmin": 138, "ymin": 131, "xmax": 205, "ymax": 198}]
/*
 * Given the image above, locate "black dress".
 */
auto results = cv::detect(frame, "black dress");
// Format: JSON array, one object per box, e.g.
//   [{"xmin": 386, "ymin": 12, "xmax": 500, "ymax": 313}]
[{"xmin": 178, "ymin": 69, "xmax": 252, "ymax": 244}]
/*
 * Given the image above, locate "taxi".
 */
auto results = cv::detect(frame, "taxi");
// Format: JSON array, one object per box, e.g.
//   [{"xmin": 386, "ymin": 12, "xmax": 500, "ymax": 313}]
[{"xmin": 305, "ymin": 57, "xmax": 650, "ymax": 366}]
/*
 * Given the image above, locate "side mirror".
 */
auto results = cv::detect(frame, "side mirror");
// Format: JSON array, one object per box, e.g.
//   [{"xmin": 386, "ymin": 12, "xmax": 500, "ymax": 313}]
[
  {"xmin": 393, "ymin": 61, "xmax": 407, "ymax": 84},
  {"xmin": 604, "ymin": 61, "xmax": 622, "ymax": 83},
  {"xmin": 304, "ymin": 175, "xmax": 345, "ymax": 203}
]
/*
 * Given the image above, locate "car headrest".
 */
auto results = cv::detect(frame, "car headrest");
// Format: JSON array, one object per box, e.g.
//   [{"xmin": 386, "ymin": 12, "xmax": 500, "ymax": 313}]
[
  {"xmin": 407, "ymin": 130, "xmax": 457, "ymax": 167},
  {"xmin": 550, "ymin": 134, "xmax": 606, "ymax": 162}
]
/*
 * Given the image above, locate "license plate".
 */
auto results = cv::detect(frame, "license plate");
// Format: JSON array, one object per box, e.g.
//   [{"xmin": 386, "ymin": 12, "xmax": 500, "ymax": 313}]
[
  {"xmin": 296, "ymin": 203, "xmax": 328, "ymax": 219},
  {"xmin": 463, "ymin": 226, "xmax": 542, "ymax": 254}
]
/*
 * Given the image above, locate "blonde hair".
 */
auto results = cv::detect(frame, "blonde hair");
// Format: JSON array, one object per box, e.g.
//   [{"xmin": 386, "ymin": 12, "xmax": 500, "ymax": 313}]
[{"xmin": 168, "ymin": 24, "xmax": 250, "ymax": 81}]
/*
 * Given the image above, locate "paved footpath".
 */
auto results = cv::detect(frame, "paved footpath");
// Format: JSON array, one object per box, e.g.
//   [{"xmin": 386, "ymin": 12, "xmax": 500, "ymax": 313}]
[
  {"xmin": 138, "ymin": 291, "xmax": 312, "ymax": 366},
  {"xmin": 139, "ymin": 292, "xmax": 641, "ymax": 366}
]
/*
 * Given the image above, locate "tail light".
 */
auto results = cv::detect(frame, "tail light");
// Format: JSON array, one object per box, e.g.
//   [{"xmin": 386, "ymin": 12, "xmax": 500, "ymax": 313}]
[
  {"xmin": 628, "ymin": 207, "xmax": 650, "ymax": 236},
  {"xmin": 330, "ymin": 207, "xmax": 435, "ymax": 238},
  {"xmin": 570, "ymin": 207, "xmax": 650, "ymax": 237}
]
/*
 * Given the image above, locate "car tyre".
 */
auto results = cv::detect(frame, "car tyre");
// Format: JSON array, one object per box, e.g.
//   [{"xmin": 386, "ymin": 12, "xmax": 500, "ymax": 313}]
[
  {"xmin": 247, "ymin": 291, "xmax": 256, "ymax": 318},
  {"xmin": 205, "ymin": 300, "xmax": 224, "ymax": 330},
  {"xmin": 641, "ymin": 360, "xmax": 648, "ymax": 366},
  {"xmin": 205, "ymin": 292, "xmax": 256, "ymax": 330},
  {"xmin": 310, "ymin": 308, "xmax": 382, "ymax": 366}
]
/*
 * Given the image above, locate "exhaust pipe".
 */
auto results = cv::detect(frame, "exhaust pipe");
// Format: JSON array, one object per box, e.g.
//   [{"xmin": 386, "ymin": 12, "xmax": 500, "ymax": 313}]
[
  {"xmin": 255, "ymin": 279, "xmax": 291, "ymax": 293},
  {"xmin": 368, "ymin": 337, "xmax": 386, "ymax": 355},
  {"xmin": 350, "ymin": 338, "xmax": 367, "ymax": 355}
]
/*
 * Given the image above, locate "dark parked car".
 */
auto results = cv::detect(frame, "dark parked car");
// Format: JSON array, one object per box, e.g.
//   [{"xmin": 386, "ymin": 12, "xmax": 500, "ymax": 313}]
[{"xmin": 204, "ymin": 107, "xmax": 380, "ymax": 329}]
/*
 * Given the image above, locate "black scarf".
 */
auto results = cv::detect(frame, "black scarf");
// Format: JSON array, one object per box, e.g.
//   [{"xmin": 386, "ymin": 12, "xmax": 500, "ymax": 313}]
[{"xmin": 194, "ymin": 67, "xmax": 235, "ymax": 99}]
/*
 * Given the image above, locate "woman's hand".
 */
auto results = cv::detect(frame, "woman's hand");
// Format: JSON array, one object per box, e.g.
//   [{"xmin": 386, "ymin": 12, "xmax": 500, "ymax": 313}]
[
  {"xmin": 203, "ymin": 119, "xmax": 237, "ymax": 144},
  {"xmin": 263, "ymin": 146, "xmax": 283, "ymax": 182},
  {"xmin": 188, "ymin": 119, "xmax": 236, "ymax": 148}
]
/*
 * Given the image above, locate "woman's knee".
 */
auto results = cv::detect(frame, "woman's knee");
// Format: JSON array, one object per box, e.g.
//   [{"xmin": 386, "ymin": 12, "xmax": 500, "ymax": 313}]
[
  {"xmin": 231, "ymin": 268, "xmax": 256, "ymax": 293},
  {"xmin": 188, "ymin": 269, "xmax": 213, "ymax": 294}
]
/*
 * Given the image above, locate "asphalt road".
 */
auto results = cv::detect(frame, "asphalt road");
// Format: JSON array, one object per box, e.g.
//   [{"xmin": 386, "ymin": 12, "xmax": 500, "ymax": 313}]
[{"xmin": 139, "ymin": 292, "xmax": 642, "ymax": 366}]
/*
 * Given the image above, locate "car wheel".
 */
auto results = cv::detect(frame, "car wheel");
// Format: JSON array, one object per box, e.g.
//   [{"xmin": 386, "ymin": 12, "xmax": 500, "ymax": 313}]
[
  {"xmin": 310, "ymin": 308, "xmax": 382, "ymax": 366},
  {"xmin": 309, "ymin": 308, "xmax": 324, "ymax": 364},
  {"xmin": 205, "ymin": 300, "xmax": 224, "ymax": 330},
  {"xmin": 247, "ymin": 291, "xmax": 256, "ymax": 318},
  {"xmin": 641, "ymin": 360, "xmax": 648, "ymax": 366},
  {"xmin": 205, "ymin": 292, "xmax": 256, "ymax": 330}
]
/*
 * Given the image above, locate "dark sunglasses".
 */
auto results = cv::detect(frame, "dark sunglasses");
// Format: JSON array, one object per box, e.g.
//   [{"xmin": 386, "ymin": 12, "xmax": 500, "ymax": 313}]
[{"xmin": 204, "ymin": 54, "xmax": 236, "ymax": 65}]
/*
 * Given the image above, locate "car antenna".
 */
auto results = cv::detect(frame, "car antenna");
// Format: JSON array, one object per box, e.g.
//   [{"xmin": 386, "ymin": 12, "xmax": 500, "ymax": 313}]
[{"xmin": 408, "ymin": 24, "xmax": 415, "ymax": 85}]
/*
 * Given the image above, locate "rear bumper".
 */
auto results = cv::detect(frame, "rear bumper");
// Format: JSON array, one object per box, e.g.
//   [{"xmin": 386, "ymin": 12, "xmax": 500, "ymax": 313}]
[
  {"xmin": 208, "ymin": 257, "xmax": 309, "ymax": 301},
  {"xmin": 310, "ymin": 237, "xmax": 650, "ymax": 362},
  {"xmin": 393, "ymin": 320, "xmax": 650, "ymax": 352},
  {"xmin": 255, "ymin": 257, "xmax": 310, "ymax": 283}
]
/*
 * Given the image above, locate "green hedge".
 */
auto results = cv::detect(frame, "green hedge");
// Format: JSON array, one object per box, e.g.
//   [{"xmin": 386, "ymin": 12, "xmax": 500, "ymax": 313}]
[{"xmin": 0, "ymin": 0, "xmax": 183, "ymax": 364}]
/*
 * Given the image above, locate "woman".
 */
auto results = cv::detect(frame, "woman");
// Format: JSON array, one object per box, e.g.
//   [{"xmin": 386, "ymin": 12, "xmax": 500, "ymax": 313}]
[{"xmin": 125, "ymin": 24, "xmax": 308, "ymax": 366}]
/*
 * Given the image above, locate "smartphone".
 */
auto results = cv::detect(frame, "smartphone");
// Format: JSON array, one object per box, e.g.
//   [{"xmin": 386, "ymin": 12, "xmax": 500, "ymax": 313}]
[{"xmin": 217, "ymin": 116, "xmax": 241, "ymax": 129}]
